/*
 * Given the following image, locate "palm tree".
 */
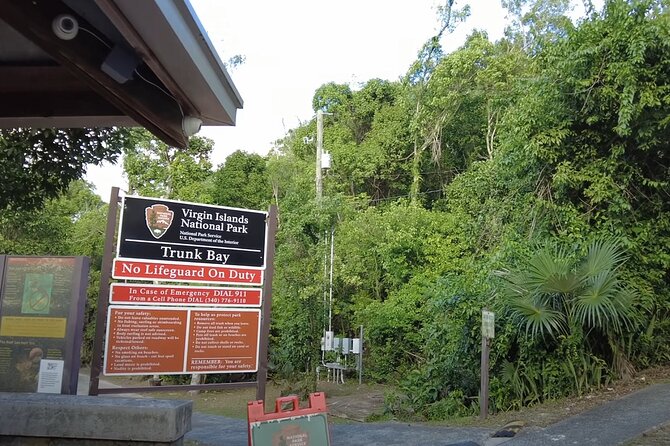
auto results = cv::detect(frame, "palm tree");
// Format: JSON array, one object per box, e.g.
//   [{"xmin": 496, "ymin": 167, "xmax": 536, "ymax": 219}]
[{"xmin": 497, "ymin": 238, "xmax": 638, "ymax": 377}]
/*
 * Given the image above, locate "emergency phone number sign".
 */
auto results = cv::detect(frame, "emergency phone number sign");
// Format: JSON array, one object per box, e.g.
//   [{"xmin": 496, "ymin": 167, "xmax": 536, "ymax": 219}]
[{"xmin": 110, "ymin": 283, "xmax": 261, "ymax": 307}]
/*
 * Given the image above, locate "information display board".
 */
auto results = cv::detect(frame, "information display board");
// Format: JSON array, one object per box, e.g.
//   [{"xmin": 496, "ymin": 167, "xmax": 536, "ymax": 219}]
[
  {"xmin": 104, "ymin": 307, "xmax": 260, "ymax": 375},
  {"xmin": 0, "ymin": 256, "xmax": 88, "ymax": 394},
  {"xmin": 118, "ymin": 196, "xmax": 268, "ymax": 268}
]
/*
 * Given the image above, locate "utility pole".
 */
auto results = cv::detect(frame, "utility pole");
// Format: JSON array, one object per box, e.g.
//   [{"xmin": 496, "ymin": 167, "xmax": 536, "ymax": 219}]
[{"xmin": 316, "ymin": 109, "xmax": 324, "ymax": 200}]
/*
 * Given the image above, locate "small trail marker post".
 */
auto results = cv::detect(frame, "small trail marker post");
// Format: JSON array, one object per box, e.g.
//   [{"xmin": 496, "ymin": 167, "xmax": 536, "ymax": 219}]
[{"xmin": 480, "ymin": 308, "xmax": 495, "ymax": 419}]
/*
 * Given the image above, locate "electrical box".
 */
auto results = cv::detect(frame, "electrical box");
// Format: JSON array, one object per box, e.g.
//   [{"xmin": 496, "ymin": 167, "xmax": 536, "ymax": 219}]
[
  {"xmin": 321, "ymin": 152, "xmax": 331, "ymax": 169},
  {"xmin": 332, "ymin": 337, "xmax": 341, "ymax": 353},
  {"xmin": 324, "ymin": 331, "xmax": 334, "ymax": 351},
  {"xmin": 341, "ymin": 338, "xmax": 350, "ymax": 354}
]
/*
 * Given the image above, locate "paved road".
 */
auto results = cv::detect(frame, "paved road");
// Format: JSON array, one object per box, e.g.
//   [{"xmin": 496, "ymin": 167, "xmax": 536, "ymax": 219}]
[
  {"xmin": 78, "ymin": 372, "xmax": 670, "ymax": 445},
  {"xmin": 186, "ymin": 384, "xmax": 670, "ymax": 446},
  {"xmin": 189, "ymin": 413, "xmax": 492, "ymax": 446},
  {"xmin": 504, "ymin": 384, "xmax": 670, "ymax": 446}
]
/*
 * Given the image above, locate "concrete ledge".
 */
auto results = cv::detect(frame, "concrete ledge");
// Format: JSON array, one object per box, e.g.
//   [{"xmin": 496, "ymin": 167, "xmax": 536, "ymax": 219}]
[{"xmin": 0, "ymin": 393, "xmax": 191, "ymax": 444}]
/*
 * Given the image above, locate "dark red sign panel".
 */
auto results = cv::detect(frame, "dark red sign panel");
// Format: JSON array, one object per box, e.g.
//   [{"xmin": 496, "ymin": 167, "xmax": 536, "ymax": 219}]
[
  {"xmin": 104, "ymin": 307, "xmax": 260, "ymax": 375},
  {"xmin": 186, "ymin": 310, "xmax": 260, "ymax": 373},
  {"xmin": 110, "ymin": 283, "xmax": 261, "ymax": 307},
  {"xmin": 112, "ymin": 259, "xmax": 263, "ymax": 286},
  {"xmin": 104, "ymin": 307, "xmax": 188, "ymax": 375}
]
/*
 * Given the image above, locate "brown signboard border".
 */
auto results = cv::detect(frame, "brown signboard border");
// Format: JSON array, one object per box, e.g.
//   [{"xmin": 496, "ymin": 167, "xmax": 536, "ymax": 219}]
[{"xmin": 88, "ymin": 188, "xmax": 277, "ymax": 398}]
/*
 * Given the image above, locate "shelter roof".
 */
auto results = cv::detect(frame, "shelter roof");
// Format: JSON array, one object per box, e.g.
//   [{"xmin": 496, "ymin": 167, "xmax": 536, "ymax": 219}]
[{"xmin": 0, "ymin": 0, "xmax": 243, "ymax": 148}]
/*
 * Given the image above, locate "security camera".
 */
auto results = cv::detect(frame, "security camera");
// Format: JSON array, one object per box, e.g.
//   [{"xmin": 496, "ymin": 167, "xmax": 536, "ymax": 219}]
[
  {"xmin": 182, "ymin": 116, "xmax": 203, "ymax": 137},
  {"xmin": 52, "ymin": 14, "xmax": 79, "ymax": 40}
]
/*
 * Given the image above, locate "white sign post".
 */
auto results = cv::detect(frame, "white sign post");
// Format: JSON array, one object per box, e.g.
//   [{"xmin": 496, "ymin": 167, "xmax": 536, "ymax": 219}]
[{"xmin": 482, "ymin": 310, "xmax": 495, "ymax": 339}]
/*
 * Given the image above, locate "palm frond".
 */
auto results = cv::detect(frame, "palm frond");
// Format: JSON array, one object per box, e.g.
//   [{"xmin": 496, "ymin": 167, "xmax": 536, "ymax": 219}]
[
  {"xmin": 508, "ymin": 296, "xmax": 567, "ymax": 338},
  {"xmin": 526, "ymin": 247, "xmax": 579, "ymax": 294},
  {"xmin": 494, "ymin": 268, "xmax": 530, "ymax": 298},
  {"xmin": 581, "ymin": 238, "xmax": 628, "ymax": 278},
  {"xmin": 574, "ymin": 271, "xmax": 632, "ymax": 333}
]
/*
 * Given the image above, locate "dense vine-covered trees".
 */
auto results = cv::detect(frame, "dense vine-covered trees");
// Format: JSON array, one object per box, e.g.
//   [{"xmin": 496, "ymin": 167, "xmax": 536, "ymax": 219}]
[
  {"xmin": 211, "ymin": 150, "xmax": 272, "ymax": 209},
  {"xmin": 124, "ymin": 130, "xmax": 215, "ymax": 202},
  {"xmin": 265, "ymin": 0, "xmax": 670, "ymax": 416}
]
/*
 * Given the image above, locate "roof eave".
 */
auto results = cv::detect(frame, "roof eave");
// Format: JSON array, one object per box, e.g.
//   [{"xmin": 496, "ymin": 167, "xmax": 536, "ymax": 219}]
[{"xmin": 108, "ymin": 0, "xmax": 243, "ymax": 127}]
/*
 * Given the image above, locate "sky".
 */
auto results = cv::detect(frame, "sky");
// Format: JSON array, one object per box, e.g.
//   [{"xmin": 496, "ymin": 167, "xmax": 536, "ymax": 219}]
[{"xmin": 85, "ymin": 0, "xmax": 515, "ymax": 199}]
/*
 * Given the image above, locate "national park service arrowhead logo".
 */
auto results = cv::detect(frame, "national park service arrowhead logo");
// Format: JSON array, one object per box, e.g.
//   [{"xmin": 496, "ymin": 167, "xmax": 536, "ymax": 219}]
[
  {"xmin": 272, "ymin": 424, "xmax": 309, "ymax": 446},
  {"xmin": 145, "ymin": 204, "xmax": 174, "ymax": 239}
]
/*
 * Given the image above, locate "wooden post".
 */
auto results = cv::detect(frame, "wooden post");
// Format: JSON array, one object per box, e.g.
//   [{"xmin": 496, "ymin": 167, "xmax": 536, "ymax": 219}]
[
  {"xmin": 256, "ymin": 205, "xmax": 278, "ymax": 402},
  {"xmin": 88, "ymin": 187, "xmax": 120, "ymax": 396},
  {"xmin": 358, "ymin": 325, "xmax": 364, "ymax": 385},
  {"xmin": 480, "ymin": 308, "xmax": 495, "ymax": 419},
  {"xmin": 480, "ymin": 336, "xmax": 490, "ymax": 419}
]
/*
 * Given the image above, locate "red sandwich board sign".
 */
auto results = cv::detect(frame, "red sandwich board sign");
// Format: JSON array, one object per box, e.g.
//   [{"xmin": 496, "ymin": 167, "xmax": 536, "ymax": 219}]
[{"xmin": 247, "ymin": 393, "xmax": 330, "ymax": 446}]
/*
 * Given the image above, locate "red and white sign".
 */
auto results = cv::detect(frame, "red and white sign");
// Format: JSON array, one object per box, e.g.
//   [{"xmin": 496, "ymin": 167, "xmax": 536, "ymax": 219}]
[
  {"xmin": 112, "ymin": 259, "xmax": 263, "ymax": 286},
  {"xmin": 110, "ymin": 283, "xmax": 261, "ymax": 307}
]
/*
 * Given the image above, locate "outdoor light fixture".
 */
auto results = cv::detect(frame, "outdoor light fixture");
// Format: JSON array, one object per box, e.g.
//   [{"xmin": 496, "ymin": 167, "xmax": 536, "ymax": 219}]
[{"xmin": 182, "ymin": 116, "xmax": 203, "ymax": 136}]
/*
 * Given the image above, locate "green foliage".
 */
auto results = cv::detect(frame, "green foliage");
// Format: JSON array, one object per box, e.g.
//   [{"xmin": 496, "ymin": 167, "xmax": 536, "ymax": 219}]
[
  {"xmin": 495, "ymin": 238, "xmax": 639, "ymax": 408},
  {"xmin": 0, "ymin": 180, "xmax": 104, "ymax": 256},
  {"xmin": 0, "ymin": 128, "xmax": 128, "ymax": 210},
  {"xmin": 211, "ymin": 151, "xmax": 272, "ymax": 210},
  {"xmin": 355, "ymin": 278, "xmax": 430, "ymax": 382},
  {"xmin": 123, "ymin": 129, "xmax": 214, "ymax": 201},
  {"xmin": 10, "ymin": 0, "xmax": 670, "ymax": 419},
  {"xmin": 501, "ymin": 238, "xmax": 637, "ymax": 336}
]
